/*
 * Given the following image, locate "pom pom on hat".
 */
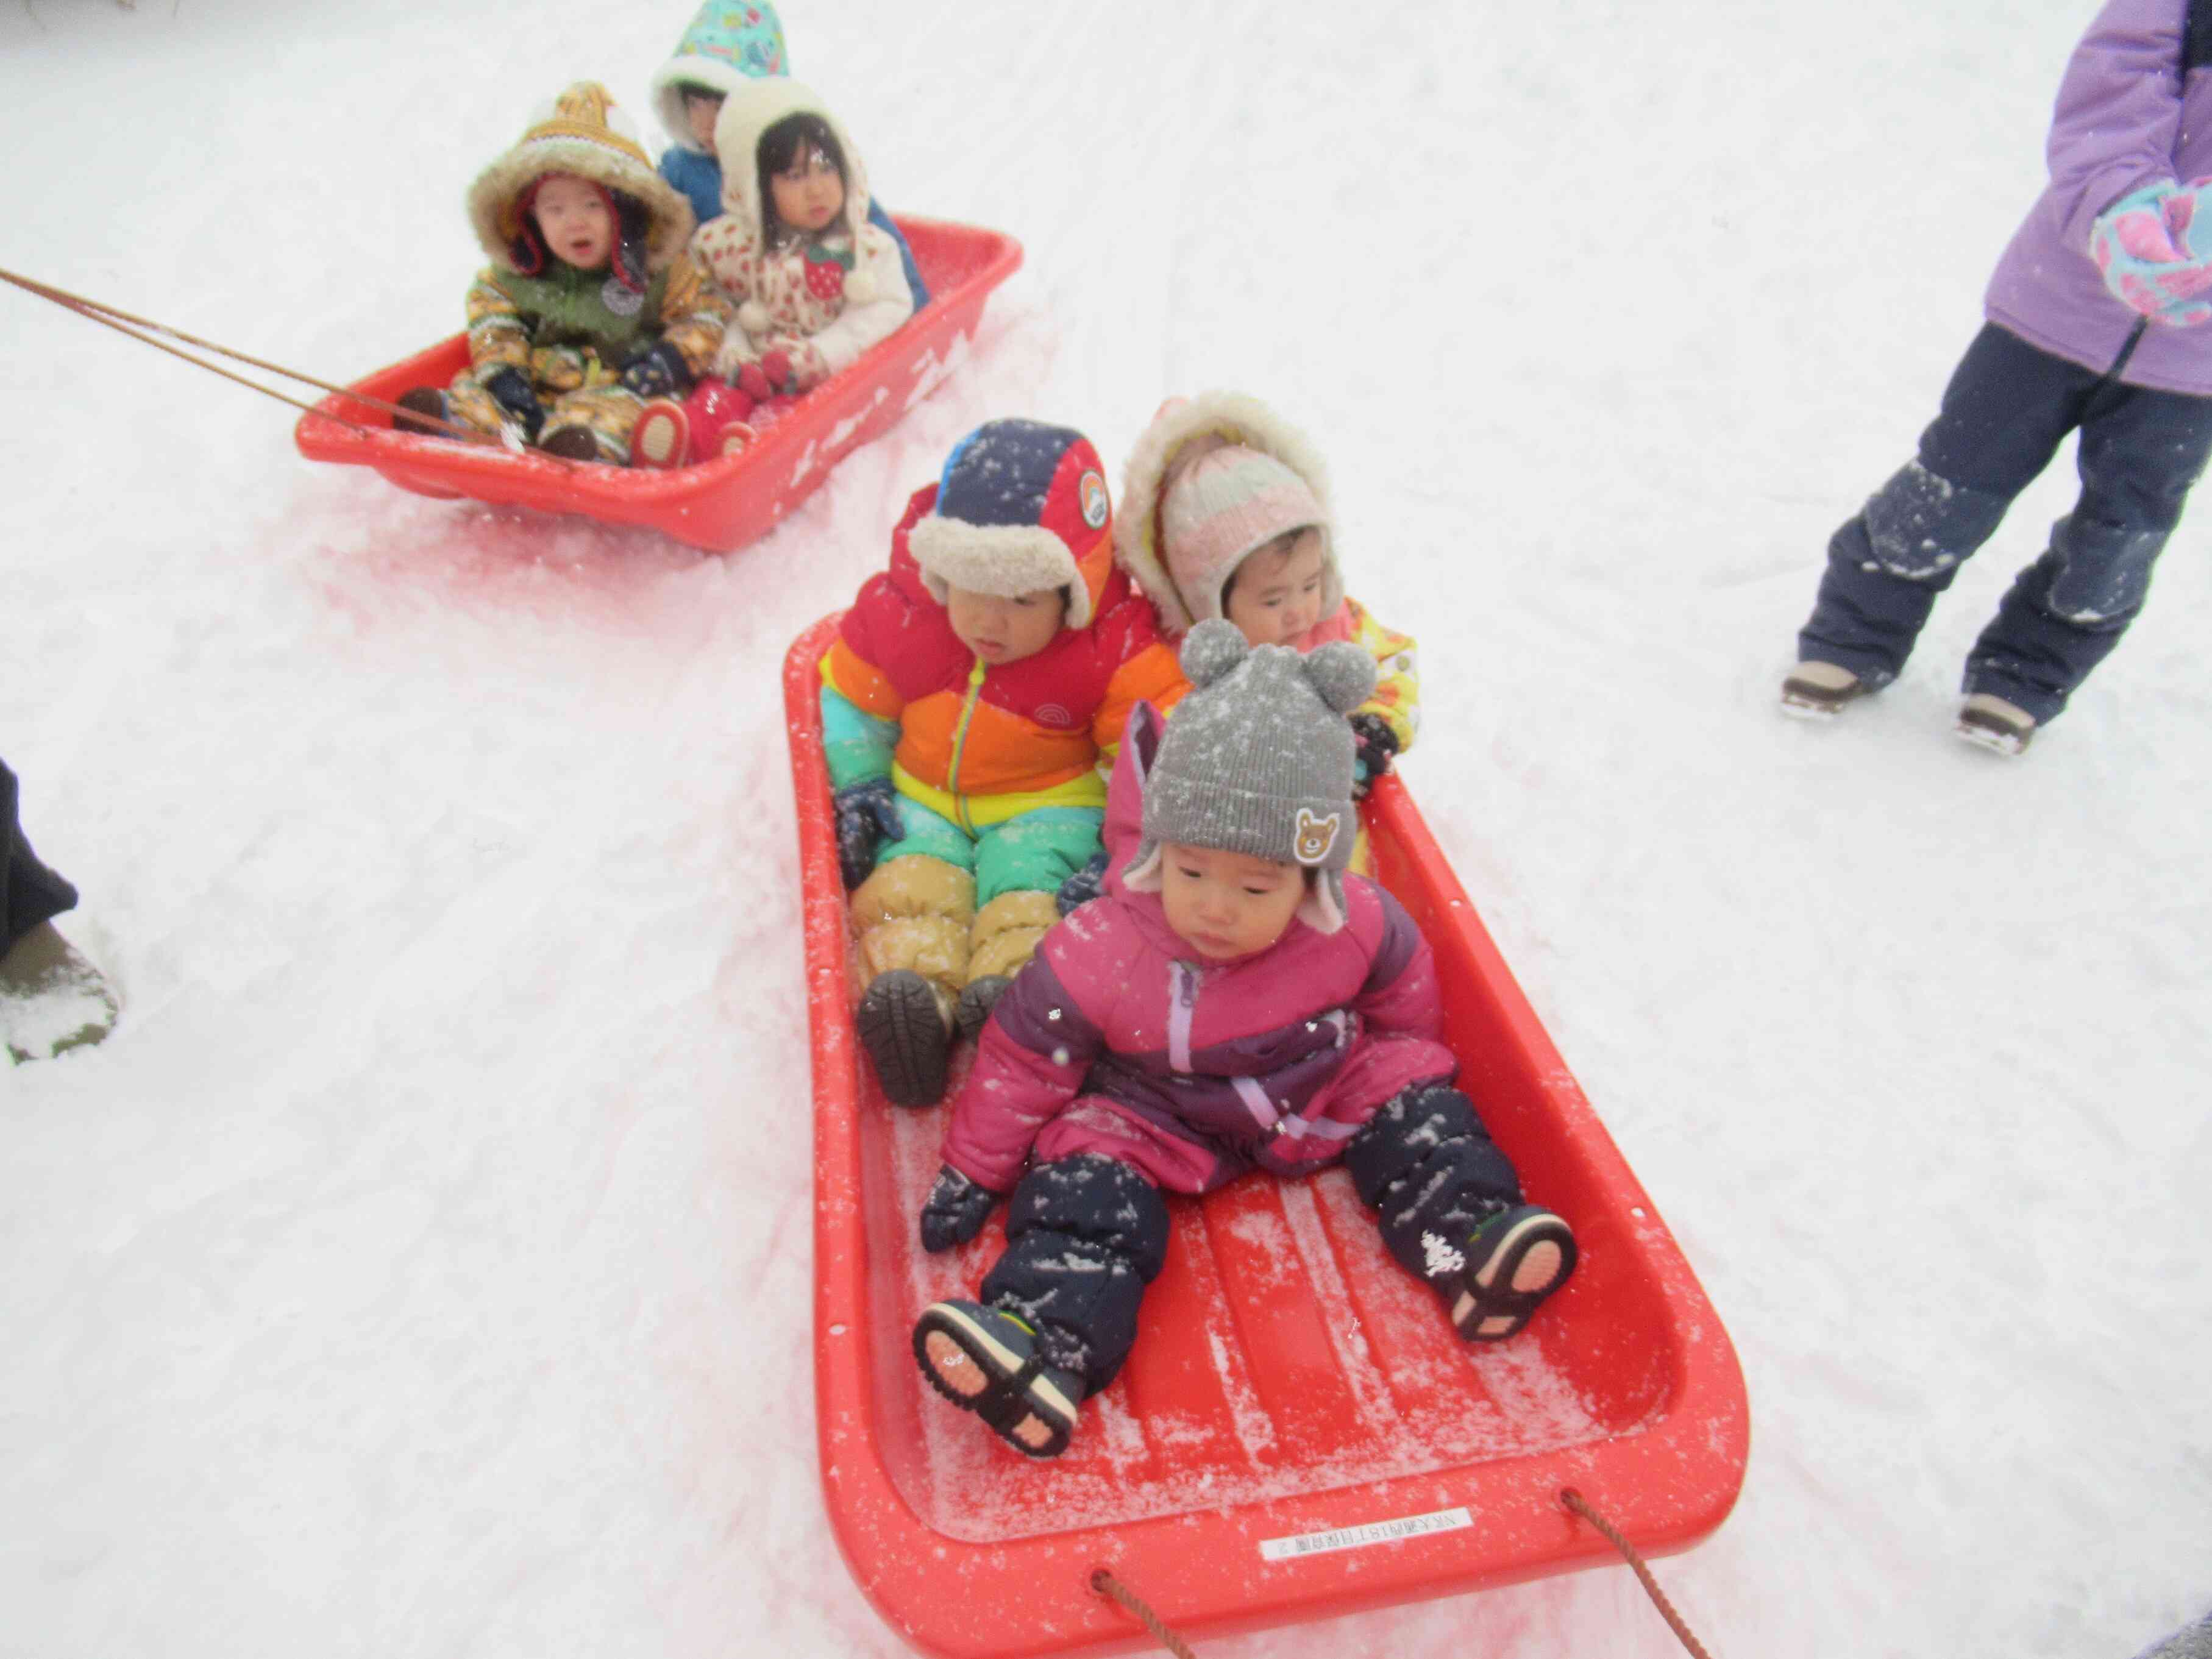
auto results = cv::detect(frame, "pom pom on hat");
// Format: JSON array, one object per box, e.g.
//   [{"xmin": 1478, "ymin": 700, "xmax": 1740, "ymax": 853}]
[
  {"xmin": 1179, "ymin": 618, "xmax": 1250, "ymax": 687},
  {"xmin": 1303, "ymin": 640, "xmax": 1378, "ymax": 715},
  {"xmin": 736, "ymin": 299, "xmax": 772, "ymax": 334},
  {"xmin": 1129, "ymin": 632, "xmax": 1368, "ymax": 933}
]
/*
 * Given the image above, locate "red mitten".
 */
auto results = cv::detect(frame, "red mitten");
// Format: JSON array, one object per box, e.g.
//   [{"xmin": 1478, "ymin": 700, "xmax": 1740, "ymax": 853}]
[
  {"xmin": 759, "ymin": 336, "xmax": 830, "ymax": 393},
  {"xmin": 734, "ymin": 361, "xmax": 775, "ymax": 402}
]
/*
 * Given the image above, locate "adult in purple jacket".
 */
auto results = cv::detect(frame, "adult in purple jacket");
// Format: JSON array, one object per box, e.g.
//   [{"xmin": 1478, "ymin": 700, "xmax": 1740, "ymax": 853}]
[
  {"xmin": 902, "ymin": 624, "xmax": 1576, "ymax": 1459},
  {"xmin": 1785, "ymin": 0, "xmax": 2212, "ymax": 754}
]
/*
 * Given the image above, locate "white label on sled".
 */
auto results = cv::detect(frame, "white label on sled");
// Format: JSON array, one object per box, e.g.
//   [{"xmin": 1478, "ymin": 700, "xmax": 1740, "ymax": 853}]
[{"xmin": 1258, "ymin": 1505, "xmax": 1473, "ymax": 1561}]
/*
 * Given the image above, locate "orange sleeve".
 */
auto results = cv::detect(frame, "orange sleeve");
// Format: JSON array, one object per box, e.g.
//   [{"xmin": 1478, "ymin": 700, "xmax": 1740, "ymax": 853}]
[{"xmin": 1094, "ymin": 638, "xmax": 1189, "ymax": 760}]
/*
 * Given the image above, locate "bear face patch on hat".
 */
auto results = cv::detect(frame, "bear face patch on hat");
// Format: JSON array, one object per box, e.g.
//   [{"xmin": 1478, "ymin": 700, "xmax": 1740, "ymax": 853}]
[{"xmin": 1124, "ymin": 620, "xmax": 1378, "ymax": 934}]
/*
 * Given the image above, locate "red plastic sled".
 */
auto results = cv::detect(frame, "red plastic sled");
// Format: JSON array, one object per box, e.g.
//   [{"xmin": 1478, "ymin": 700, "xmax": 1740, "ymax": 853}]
[
  {"xmin": 786, "ymin": 617, "xmax": 1748, "ymax": 1658},
  {"xmin": 294, "ymin": 218, "xmax": 1021, "ymax": 555}
]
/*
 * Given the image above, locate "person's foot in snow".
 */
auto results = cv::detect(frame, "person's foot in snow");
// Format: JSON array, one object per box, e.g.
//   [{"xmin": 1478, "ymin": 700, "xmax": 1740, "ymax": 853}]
[{"xmin": 1, "ymin": 921, "xmax": 118, "ymax": 1064}]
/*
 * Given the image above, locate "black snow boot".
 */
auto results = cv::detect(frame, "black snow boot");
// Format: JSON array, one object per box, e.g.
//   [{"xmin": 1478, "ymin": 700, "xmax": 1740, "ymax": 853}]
[{"xmin": 857, "ymin": 968, "xmax": 951, "ymax": 1107}]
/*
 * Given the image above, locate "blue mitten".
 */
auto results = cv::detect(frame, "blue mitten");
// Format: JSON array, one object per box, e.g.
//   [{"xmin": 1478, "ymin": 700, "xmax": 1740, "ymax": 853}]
[
  {"xmin": 919, "ymin": 1165, "xmax": 1000, "ymax": 1252},
  {"xmin": 1054, "ymin": 850, "xmax": 1110, "ymax": 915},
  {"xmin": 2089, "ymin": 178, "xmax": 2212, "ymax": 327},
  {"xmin": 832, "ymin": 777, "xmax": 905, "ymax": 891}
]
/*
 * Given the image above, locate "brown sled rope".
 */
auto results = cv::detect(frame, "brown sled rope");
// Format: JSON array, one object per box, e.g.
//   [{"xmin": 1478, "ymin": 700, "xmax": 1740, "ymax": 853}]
[
  {"xmin": 1560, "ymin": 1488, "xmax": 1716, "ymax": 1658},
  {"xmin": 1092, "ymin": 1569, "xmax": 1200, "ymax": 1658},
  {"xmin": 0, "ymin": 263, "xmax": 534, "ymax": 453}
]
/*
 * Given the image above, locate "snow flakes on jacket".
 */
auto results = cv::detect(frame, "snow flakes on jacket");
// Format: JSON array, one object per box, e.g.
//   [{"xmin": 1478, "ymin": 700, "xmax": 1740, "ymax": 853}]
[{"xmin": 938, "ymin": 703, "xmax": 1458, "ymax": 1196}]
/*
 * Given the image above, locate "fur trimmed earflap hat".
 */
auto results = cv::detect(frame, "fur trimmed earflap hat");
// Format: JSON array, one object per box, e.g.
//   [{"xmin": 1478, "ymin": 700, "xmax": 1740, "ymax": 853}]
[
  {"xmin": 650, "ymin": 1, "xmax": 789, "ymax": 154},
  {"xmin": 1115, "ymin": 392, "xmax": 1345, "ymax": 634},
  {"xmin": 710, "ymin": 76, "xmax": 881, "ymax": 321},
  {"xmin": 467, "ymin": 82, "xmax": 695, "ymax": 283},
  {"xmin": 1125, "ymin": 620, "xmax": 1378, "ymax": 934},
  {"xmin": 911, "ymin": 420, "xmax": 1117, "ymax": 630}
]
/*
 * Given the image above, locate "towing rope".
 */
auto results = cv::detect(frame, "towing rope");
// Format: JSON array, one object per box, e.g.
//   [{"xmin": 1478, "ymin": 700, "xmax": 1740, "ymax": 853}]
[
  {"xmin": 1091, "ymin": 1568, "xmax": 1199, "ymax": 1657},
  {"xmin": 0, "ymin": 263, "xmax": 531, "ymax": 453},
  {"xmin": 1560, "ymin": 1488, "xmax": 1715, "ymax": 1658}
]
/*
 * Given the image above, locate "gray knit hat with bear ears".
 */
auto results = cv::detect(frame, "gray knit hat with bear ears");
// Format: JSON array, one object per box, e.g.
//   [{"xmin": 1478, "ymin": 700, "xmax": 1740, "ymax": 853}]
[{"xmin": 1123, "ymin": 619, "xmax": 1377, "ymax": 934}]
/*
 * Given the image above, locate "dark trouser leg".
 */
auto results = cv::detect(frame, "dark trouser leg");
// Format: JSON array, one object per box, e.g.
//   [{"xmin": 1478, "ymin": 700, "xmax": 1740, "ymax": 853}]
[
  {"xmin": 1343, "ymin": 1085, "xmax": 1524, "ymax": 1290},
  {"xmin": 2, "ymin": 759, "xmax": 79, "ymax": 956},
  {"xmin": 1799, "ymin": 325, "xmax": 2092, "ymax": 684},
  {"xmin": 979, "ymin": 1153, "xmax": 1170, "ymax": 1397},
  {"xmin": 1964, "ymin": 376, "xmax": 2212, "ymax": 723}
]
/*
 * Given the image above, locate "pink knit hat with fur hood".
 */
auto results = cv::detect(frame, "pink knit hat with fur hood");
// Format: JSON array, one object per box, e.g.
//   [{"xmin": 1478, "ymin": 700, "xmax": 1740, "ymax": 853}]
[{"xmin": 1114, "ymin": 392, "xmax": 1343, "ymax": 633}]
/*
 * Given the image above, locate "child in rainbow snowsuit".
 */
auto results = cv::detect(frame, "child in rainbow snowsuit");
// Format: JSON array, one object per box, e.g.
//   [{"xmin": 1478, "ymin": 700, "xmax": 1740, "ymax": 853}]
[{"xmin": 822, "ymin": 420, "xmax": 1187, "ymax": 1107}]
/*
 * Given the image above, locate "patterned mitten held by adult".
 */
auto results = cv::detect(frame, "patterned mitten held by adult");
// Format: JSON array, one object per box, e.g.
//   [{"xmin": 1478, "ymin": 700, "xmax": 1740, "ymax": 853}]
[{"xmin": 2090, "ymin": 178, "xmax": 2212, "ymax": 327}]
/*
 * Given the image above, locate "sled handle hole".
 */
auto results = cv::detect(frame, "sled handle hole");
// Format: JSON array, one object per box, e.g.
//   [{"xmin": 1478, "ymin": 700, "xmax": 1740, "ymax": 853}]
[{"xmin": 1090, "ymin": 1567, "xmax": 1199, "ymax": 1657}]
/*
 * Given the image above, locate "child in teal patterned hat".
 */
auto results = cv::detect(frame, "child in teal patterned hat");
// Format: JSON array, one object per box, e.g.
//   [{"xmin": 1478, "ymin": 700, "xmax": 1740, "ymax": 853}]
[
  {"xmin": 649, "ymin": 3, "xmax": 791, "ymax": 229},
  {"xmin": 646, "ymin": 4, "xmax": 928, "ymax": 299}
]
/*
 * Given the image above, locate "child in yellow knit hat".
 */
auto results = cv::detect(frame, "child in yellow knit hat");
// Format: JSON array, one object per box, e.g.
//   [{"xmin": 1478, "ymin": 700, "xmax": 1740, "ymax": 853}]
[{"xmin": 394, "ymin": 82, "xmax": 732, "ymax": 467}]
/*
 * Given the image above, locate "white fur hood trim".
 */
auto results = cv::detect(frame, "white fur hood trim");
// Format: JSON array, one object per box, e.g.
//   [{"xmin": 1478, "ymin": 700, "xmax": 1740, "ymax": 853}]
[
  {"xmin": 709, "ymin": 76, "xmax": 873, "ymax": 247},
  {"xmin": 1114, "ymin": 390, "xmax": 1338, "ymax": 633}
]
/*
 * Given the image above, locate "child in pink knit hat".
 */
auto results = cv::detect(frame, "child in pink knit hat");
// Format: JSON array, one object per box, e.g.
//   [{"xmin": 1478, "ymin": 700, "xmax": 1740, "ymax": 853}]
[{"xmin": 1114, "ymin": 393, "xmax": 1419, "ymax": 805}]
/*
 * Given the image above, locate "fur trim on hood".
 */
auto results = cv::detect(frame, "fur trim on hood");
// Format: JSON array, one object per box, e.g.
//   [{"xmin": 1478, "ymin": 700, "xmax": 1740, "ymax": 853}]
[
  {"xmin": 908, "ymin": 421, "xmax": 1115, "ymax": 631},
  {"xmin": 468, "ymin": 82, "xmax": 695, "ymax": 277},
  {"xmin": 649, "ymin": 1, "xmax": 790, "ymax": 154},
  {"xmin": 1114, "ymin": 391, "xmax": 1343, "ymax": 634},
  {"xmin": 710, "ymin": 76, "xmax": 873, "ymax": 252}
]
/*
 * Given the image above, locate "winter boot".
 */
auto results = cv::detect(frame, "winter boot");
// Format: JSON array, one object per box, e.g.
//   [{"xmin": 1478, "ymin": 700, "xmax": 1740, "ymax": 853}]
[
  {"xmin": 955, "ymin": 975, "xmax": 1010, "ymax": 1042},
  {"xmin": 1955, "ymin": 691, "xmax": 2036, "ymax": 756},
  {"xmin": 1, "ymin": 921, "xmax": 119, "ymax": 1064},
  {"xmin": 857, "ymin": 968, "xmax": 952, "ymax": 1107},
  {"xmin": 912, "ymin": 1299, "xmax": 1083, "ymax": 1458},
  {"xmin": 392, "ymin": 386, "xmax": 451, "ymax": 437},
  {"xmin": 683, "ymin": 377, "xmax": 758, "ymax": 462},
  {"xmin": 1451, "ymin": 1206, "xmax": 1577, "ymax": 1342},
  {"xmin": 628, "ymin": 398, "xmax": 690, "ymax": 470},
  {"xmin": 1780, "ymin": 659, "xmax": 1870, "ymax": 718},
  {"xmin": 539, "ymin": 424, "xmax": 611, "ymax": 463}
]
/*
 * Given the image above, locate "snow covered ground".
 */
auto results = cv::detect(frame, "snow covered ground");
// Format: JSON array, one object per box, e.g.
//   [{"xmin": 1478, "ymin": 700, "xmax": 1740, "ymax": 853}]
[{"xmin": 3, "ymin": 1, "xmax": 2208, "ymax": 1654}]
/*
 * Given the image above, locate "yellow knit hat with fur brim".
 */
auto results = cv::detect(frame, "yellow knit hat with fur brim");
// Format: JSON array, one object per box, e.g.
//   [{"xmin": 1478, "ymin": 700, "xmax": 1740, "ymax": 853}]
[{"xmin": 467, "ymin": 82, "xmax": 695, "ymax": 275}]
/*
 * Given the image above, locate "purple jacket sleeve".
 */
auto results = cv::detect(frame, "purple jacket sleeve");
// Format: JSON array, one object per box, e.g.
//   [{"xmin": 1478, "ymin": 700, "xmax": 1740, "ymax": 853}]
[
  {"xmin": 2047, "ymin": 0, "xmax": 2191, "ymax": 253},
  {"xmin": 938, "ymin": 947, "xmax": 1106, "ymax": 1193},
  {"xmin": 1351, "ymin": 886, "xmax": 1445, "ymax": 1043}
]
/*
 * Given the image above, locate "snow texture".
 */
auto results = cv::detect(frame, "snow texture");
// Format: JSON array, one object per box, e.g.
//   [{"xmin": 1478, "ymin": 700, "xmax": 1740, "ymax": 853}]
[{"xmin": 2, "ymin": 1, "xmax": 2210, "ymax": 1656}]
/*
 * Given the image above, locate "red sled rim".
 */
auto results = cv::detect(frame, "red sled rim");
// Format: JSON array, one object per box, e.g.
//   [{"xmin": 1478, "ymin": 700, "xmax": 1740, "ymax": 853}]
[
  {"xmin": 786, "ymin": 616, "xmax": 1748, "ymax": 1657},
  {"xmin": 294, "ymin": 217, "xmax": 1022, "ymax": 555}
]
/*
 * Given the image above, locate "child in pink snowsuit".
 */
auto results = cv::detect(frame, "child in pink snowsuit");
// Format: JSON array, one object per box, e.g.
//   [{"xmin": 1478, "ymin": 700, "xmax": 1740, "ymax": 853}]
[{"xmin": 909, "ymin": 622, "xmax": 1576, "ymax": 1459}]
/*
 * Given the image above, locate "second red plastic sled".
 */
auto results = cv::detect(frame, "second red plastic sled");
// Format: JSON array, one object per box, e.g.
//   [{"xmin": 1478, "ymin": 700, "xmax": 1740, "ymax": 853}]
[
  {"xmin": 785, "ymin": 617, "xmax": 1749, "ymax": 1658},
  {"xmin": 293, "ymin": 217, "xmax": 1021, "ymax": 555}
]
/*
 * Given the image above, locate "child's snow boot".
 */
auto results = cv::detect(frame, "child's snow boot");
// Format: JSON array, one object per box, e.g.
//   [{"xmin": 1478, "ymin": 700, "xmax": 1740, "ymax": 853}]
[
  {"xmin": 1451, "ymin": 1206, "xmax": 1577, "ymax": 1342},
  {"xmin": 1780, "ymin": 659, "xmax": 1869, "ymax": 718},
  {"xmin": 912, "ymin": 1299, "xmax": 1082, "ymax": 1458},
  {"xmin": 683, "ymin": 377, "xmax": 758, "ymax": 461},
  {"xmin": 628, "ymin": 398, "xmax": 691, "ymax": 470},
  {"xmin": 539, "ymin": 425, "xmax": 610, "ymax": 463},
  {"xmin": 393, "ymin": 386, "xmax": 451, "ymax": 437},
  {"xmin": 858, "ymin": 968, "xmax": 952, "ymax": 1106},
  {"xmin": 1955, "ymin": 691, "xmax": 2036, "ymax": 755},
  {"xmin": 1, "ymin": 921, "xmax": 119, "ymax": 1064},
  {"xmin": 955, "ymin": 975, "xmax": 1010, "ymax": 1042}
]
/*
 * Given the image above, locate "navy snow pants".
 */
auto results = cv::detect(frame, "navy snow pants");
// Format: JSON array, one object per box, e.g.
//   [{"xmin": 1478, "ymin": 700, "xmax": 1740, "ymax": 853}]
[
  {"xmin": 1799, "ymin": 322, "xmax": 2212, "ymax": 724},
  {"xmin": 980, "ymin": 1087, "xmax": 1524, "ymax": 1394},
  {"xmin": 1, "ymin": 758, "xmax": 77, "ymax": 956}
]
